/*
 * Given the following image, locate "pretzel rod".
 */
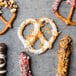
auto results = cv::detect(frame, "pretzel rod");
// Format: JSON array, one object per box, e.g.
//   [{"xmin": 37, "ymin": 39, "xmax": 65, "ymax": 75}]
[
  {"xmin": 57, "ymin": 35, "xmax": 72, "ymax": 76},
  {"xmin": 19, "ymin": 52, "xmax": 32, "ymax": 76},
  {"xmin": 0, "ymin": 43, "xmax": 7, "ymax": 76}
]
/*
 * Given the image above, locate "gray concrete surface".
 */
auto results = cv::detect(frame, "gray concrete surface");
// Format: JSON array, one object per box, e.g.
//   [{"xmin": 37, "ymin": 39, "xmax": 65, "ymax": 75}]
[{"xmin": 0, "ymin": 0, "xmax": 76, "ymax": 76}]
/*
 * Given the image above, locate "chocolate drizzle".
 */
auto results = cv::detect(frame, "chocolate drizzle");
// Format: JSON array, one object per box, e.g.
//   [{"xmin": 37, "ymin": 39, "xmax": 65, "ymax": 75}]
[
  {"xmin": 57, "ymin": 35, "xmax": 72, "ymax": 76},
  {"xmin": 0, "ymin": 43, "xmax": 7, "ymax": 76}
]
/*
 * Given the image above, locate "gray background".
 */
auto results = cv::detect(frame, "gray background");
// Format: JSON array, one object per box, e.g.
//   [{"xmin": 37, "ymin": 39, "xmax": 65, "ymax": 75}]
[{"xmin": 0, "ymin": 0, "xmax": 76, "ymax": 76}]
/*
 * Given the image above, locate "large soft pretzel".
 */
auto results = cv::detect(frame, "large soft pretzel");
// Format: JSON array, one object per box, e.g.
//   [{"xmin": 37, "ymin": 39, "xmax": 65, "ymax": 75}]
[
  {"xmin": 0, "ymin": 0, "xmax": 18, "ymax": 35},
  {"xmin": 18, "ymin": 17, "xmax": 59, "ymax": 54},
  {"xmin": 53, "ymin": 0, "xmax": 76, "ymax": 26}
]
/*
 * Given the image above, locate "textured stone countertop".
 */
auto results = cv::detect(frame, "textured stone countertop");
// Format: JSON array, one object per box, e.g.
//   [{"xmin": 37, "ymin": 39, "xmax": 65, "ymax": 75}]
[{"xmin": 0, "ymin": 0, "xmax": 76, "ymax": 76}]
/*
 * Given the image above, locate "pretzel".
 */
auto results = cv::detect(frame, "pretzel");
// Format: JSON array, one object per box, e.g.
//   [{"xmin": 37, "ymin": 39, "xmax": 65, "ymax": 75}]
[
  {"xmin": 0, "ymin": 43, "xmax": 7, "ymax": 76},
  {"xmin": 57, "ymin": 35, "xmax": 72, "ymax": 76},
  {"xmin": 19, "ymin": 52, "xmax": 32, "ymax": 76},
  {"xmin": 0, "ymin": 0, "xmax": 18, "ymax": 35},
  {"xmin": 19, "ymin": 36, "xmax": 72, "ymax": 76},
  {"xmin": 18, "ymin": 17, "xmax": 59, "ymax": 54},
  {"xmin": 52, "ymin": 0, "xmax": 76, "ymax": 26}
]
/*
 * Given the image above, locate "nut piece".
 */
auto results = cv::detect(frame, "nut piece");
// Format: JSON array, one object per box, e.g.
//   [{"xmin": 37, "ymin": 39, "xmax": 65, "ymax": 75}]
[
  {"xmin": 10, "ymin": 0, "xmax": 15, "ymax": 4},
  {"xmin": 13, "ymin": 4, "xmax": 18, "ymax": 8},
  {"xmin": 9, "ymin": 4, "xmax": 13, "ymax": 9},
  {"xmin": 5, "ymin": 4, "xmax": 8, "ymax": 8},
  {"xmin": 0, "ymin": 0, "xmax": 18, "ymax": 14},
  {"xmin": 10, "ymin": 8, "xmax": 16, "ymax": 13}
]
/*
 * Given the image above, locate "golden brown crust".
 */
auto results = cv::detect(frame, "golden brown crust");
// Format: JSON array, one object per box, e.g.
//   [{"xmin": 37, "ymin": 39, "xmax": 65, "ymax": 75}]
[
  {"xmin": 0, "ymin": 13, "xmax": 16, "ymax": 35},
  {"xmin": 55, "ymin": 4, "xmax": 76, "ymax": 26},
  {"xmin": 57, "ymin": 35, "xmax": 72, "ymax": 76},
  {"xmin": 0, "ymin": 0, "xmax": 18, "ymax": 35}
]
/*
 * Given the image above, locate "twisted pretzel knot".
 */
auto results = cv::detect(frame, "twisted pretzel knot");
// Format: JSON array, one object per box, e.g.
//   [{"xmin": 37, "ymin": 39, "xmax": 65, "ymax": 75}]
[
  {"xmin": 18, "ymin": 17, "xmax": 59, "ymax": 55},
  {"xmin": 0, "ymin": 0, "xmax": 18, "ymax": 35},
  {"xmin": 55, "ymin": 1, "xmax": 76, "ymax": 26},
  {"xmin": 0, "ymin": 13, "xmax": 16, "ymax": 35}
]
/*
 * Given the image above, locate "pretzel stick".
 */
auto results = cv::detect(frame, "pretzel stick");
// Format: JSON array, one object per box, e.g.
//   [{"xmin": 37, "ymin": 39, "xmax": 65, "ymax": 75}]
[{"xmin": 57, "ymin": 35, "xmax": 72, "ymax": 76}]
